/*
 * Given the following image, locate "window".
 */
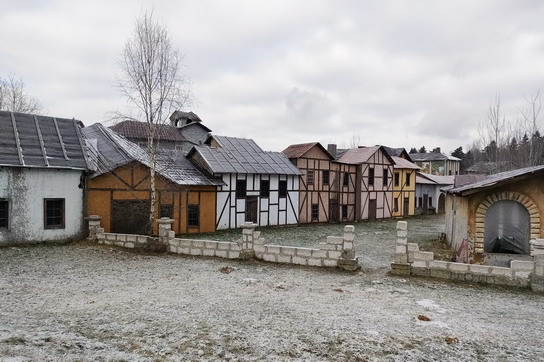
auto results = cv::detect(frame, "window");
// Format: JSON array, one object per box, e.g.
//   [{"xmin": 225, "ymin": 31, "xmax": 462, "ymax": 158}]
[
  {"xmin": 236, "ymin": 179, "xmax": 247, "ymax": 199},
  {"xmin": 406, "ymin": 173, "xmax": 411, "ymax": 186},
  {"xmin": 429, "ymin": 197, "xmax": 433, "ymax": 207},
  {"xmin": 307, "ymin": 170, "xmax": 314, "ymax": 185},
  {"xmin": 394, "ymin": 172, "xmax": 400, "ymax": 187},
  {"xmin": 383, "ymin": 169, "xmax": 388, "ymax": 186},
  {"xmin": 311, "ymin": 204, "xmax": 319, "ymax": 221},
  {"xmin": 449, "ymin": 170, "xmax": 452, "ymax": 175},
  {"xmin": 279, "ymin": 180, "xmax": 287, "ymax": 198},
  {"xmin": 368, "ymin": 167, "xmax": 374, "ymax": 186},
  {"xmin": 187, "ymin": 205, "xmax": 199, "ymax": 228},
  {"xmin": 160, "ymin": 204, "xmax": 173, "ymax": 218},
  {"xmin": 322, "ymin": 170, "xmax": 330, "ymax": 185},
  {"xmin": 342, "ymin": 205, "xmax": 348, "ymax": 219},
  {"xmin": 394, "ymin": 197, "xmax": 399, "ymax": 212},
  {"xmin": 0, "ymin": 200, "xmax": 8, "ymax": 228},
  {"xmin": 44, "ymin": 198, "xmax": 65, "ymax": 229},
  {"xmin": 418, "ymin": 197, "xmax": 422, "ymax": 207},
  {"xmin": 343, "ymin": 172, "xmax": 349, "ymax": 187},
  {"xmin": 260, "ymin": 180, "xmax": 270, "ymax": 198}
]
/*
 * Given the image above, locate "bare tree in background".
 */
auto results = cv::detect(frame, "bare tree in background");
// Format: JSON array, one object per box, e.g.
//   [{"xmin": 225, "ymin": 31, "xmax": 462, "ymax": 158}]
[
  {"xmin": 478, "ymin": 94, "xmax": 507, "ymax": 164},
  {"xmin": 520, "ymin": 90, "xmax": 543, "ymax": 166},
  {"xmin": 116, "ymin": 10, "xmax": 191, "ymax": 234},
  {"xmin": 0, "ymin": 74, "xmax": 43, "ymax": 113}
]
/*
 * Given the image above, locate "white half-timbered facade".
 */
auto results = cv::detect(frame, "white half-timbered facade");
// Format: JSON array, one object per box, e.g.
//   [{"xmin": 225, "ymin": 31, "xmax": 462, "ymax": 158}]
[{"xmin": 188, "ymin": 136, "xmax": 301, "ymax": 230}]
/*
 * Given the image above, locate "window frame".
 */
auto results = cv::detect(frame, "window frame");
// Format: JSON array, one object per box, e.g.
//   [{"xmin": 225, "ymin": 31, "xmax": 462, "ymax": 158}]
[
  {"xmin": 187, "ymin": 205, "xmax": 199, "ymax": 228},
  {"xmin": 383, "ymin": 169, "xmax": 388, "ymax": 186},
  {"xmin": 279, "ymin": 180, "xmax": 288, "ymax": 198},
  {"xmin": 394, "ymin": 172, "xmax": 400, "ymax": 187},
  {"xmin": 44, "ymin": 198, "xmax": 65, "ymax": 229},
  {"xmin": 406, "ymin": 172, "xmax": 411, "ymax": 186},
  {"xmin": 322, "ymin": 170, "xmax": 330, "ymax": 185},
  {"xmin": 260, "ymin": 179, "xmax": 270, "ymax": 198},
  {"xmin": 311, "ymin": 203, "xmax": 319, "ymax": 221},
  {"xmin": 342, "ymin": 205, "xmax": 348, "ymax": 219},
  {"xmin": 307, "ymin": 170, "xmax": 314, "ymax": 185},
  {"xmin": 368, "ymin": 167, "xmax": 375, "ymax": 186},
  {"xmin": 343, "ymin": 172, "xmax": 349, "ymax": 187},
  {"xmin": 0, "ymin": 199, "xmax": 9, "ymax": 229},
  {"xmin": 236, "ymin": 179, "xmax": 247, "ymax": 199},
  {"xmin": 394, "ymin": 197, "xmax": 399, "ymax": 212}
]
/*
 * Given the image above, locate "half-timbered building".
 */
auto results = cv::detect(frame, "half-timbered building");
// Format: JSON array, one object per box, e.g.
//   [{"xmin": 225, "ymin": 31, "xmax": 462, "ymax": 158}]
[
  {"xmin": 282, "ymin": 142, "xmax": 357, "ymax": 223},
  {"xmin": 336, "ymin": 146, "xmax": 396, "ymax": 220},
  {"xmin": 83, "ymin": 123, "xmax": 223, "ymax": 235},
  {"xmin": 391, "ymin": 156, "xmax": 420, "ymax": 217},
  {"xmin": 188, "ymin": 136, "xmax": 301, "ymax": 230}
]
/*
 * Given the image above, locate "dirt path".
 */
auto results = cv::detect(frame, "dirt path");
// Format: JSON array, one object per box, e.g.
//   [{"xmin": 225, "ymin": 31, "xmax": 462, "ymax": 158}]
[{"xmin": 1, "ymin": 242, "xmax": 542, "ymax": 361}]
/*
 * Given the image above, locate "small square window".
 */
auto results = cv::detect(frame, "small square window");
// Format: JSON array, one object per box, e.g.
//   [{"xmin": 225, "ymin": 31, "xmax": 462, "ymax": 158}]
[
  {"xmin": 394, "ymin": 172, "xmax": 400, "ymax": 187},
  {"xmin": 383, "ymin": 169, "xmax": 388, "ymax": 186},
  {"xmin": 0, "ymin": 200, "xmax": 8, "ymax": 228},
  {"xmin": 311, "ymin": 204, "xmax": 319, "ymax": 221},
  {"xmin": 260, "ymin": 180, "xmax": 270, "ymax": 198},
  {"xmin": 160, "ymin": 204, "xmax": 173, "ymax": 218},
  {"xmin": 406, "ymin": 173, "xmax": 411, "ymax": 186},
  {"xmin": 368, "ymin": 168, "xmax": 375, "ymax": 186},
  {"xmin": 236, "ymin": 179, "xmax": 247, "ymax": 199},
  {"xmin": 188, "ymin": 205, "xmax": 199, "ymax": 228},
  {"xmin": 279, "ymin": 180, "xmax": 287, "ymax": 198},
  {"xmin": 322, "ymin": 170, "xmax": 330, "ymax": 185},
  {"xmin": 44, "ymin": 198, "xmax": 65, "ymax": 229},
  {"xmin": 343, "ymin": 172, "xmax": 349, "ymax": 187}
]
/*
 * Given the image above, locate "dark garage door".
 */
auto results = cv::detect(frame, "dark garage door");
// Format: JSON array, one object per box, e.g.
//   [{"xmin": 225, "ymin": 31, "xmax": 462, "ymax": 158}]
[{"xmin": 112, "ymin": 200, "xmax": 151, "ymax": 235}]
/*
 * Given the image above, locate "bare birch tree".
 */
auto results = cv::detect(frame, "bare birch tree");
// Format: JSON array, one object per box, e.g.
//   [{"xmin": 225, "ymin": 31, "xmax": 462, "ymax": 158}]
[
  {"xmin": 0, "ymin": 74, "xmax": 43, "ymax": 113},
  {"xmin": 478, "ymin": 94, "xmax": 507, "ymax": 164},
  {"xmin": 520, "ymin": 90, "xmax": 543, "ymax": 166},
  {"xmin": 116, "ymin": 10, "xmax": 191, "ymax": 234}
]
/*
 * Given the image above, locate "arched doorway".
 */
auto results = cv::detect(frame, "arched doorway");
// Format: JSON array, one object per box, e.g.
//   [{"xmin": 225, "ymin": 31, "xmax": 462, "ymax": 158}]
[
  {"xmin": 437, "ymin": 193, "xmax": 445, "ymax": 213},
  {"xmin": 484, "ymin": 200, "xmax": 530, "ymax": 254}
]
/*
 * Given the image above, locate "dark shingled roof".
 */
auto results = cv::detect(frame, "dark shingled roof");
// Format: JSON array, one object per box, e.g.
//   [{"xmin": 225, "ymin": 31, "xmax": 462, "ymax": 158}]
[
  {"xmin": 0, "ymin": 111, "xmax": 87, "ymax": 170},
  {"xmin": 410, "ymin": 152, "xmax": 461, "ymax": 162},
  {"xmin": 336, "ymin": 146, "xmax": 395, "ymax": 165},
  {"xmin": 282, "ymin": 142, "xmax": 333, "ymax": 160},
  {"xmin": 189, "ymin": 136, "xmax": 302, "ymax": 175},
  {"xmin": 110, "ymin": 120, "xmax": 186, "ymax": 142},
  {"xmin": 83, "ymin": 123, "xmax": 224, "ymax": 186},
  {"xmin": 447, "ymin": 165, "xmax": 544, "ymax": 195}
]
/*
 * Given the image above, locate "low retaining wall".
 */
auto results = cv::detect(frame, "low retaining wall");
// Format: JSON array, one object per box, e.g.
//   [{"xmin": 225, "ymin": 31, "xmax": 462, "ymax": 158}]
[
  {"xmin": 391, "ymin": 221, "xmax": 544, "ymax": 292},
  {"xmin": 87, "ymin": 216, "xmax": 359, "ymax": 271}
]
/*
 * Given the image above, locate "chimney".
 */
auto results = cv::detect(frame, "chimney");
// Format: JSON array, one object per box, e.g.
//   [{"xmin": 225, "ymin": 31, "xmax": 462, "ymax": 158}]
[
  {"xmin": 436, "ymin": 147, "xmax": 441, "ymax": 153},
  {"xmin": 327, "ymin": 144, "xmax": 337, "ymax": 159}
]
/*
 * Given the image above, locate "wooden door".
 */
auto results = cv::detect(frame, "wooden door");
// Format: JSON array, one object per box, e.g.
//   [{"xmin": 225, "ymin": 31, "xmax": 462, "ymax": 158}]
[
  {"xmin": 329, "ymin": 199, "xmax": 339, "ymax": 223},
  {"xmin": 112, "ymin": 200, "xmax": 150, "ymax": 235},
  {"xmin": 245, "ymin": 196, "xmax": 258, "ymax": 223},
  {"xmin": 368, "ymin": 199, "xmax": 377, "ymax": 220},
  {"xmin": 438, "ymin": 194, "xmax": 445, "ymax": 213},
  {"xmin": 423, "ymin": 194, "xmax": 428, "ymax": 214},
  {"xmin": 403, "ymin": 197, "xmax": 410, "ymax": 217}
]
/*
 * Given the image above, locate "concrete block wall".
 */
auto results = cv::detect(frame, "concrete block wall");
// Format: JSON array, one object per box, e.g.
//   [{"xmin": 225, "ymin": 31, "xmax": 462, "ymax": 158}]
[
  {"xmin": 87, "ymin": 216, "xmax": 359, "ymax": 271},
  {"xmin": 391, "ymin": 221, "xmax": 544, "ymax": 292}
]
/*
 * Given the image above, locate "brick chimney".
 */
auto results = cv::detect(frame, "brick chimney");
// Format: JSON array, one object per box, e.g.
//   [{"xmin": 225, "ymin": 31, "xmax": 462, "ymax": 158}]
[{"xmin": 327, "ymin": 144, "xmax": 337, "ymax": 159}]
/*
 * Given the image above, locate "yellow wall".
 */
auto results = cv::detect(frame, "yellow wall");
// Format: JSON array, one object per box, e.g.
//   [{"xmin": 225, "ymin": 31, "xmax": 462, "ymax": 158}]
[
  {"xmin": 87, "ymin": 162, "xmax": 217, "ymax": 235},
  {"xmin": 392, "ymin": 168, "xmax": 416, "ymax": 217}
]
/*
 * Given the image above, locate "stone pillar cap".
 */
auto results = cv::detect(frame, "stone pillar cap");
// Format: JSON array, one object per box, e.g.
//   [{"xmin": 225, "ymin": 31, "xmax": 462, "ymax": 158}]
[
  {"xmin": 86, "ymin": 215, "xmax": 102, "ymax": 221},
  {"xmin": 157, "ymin": 218, "xmax": 174, "ymax": 224},
  {"xmin": 241, "ymin": 222, "xmax": 257, "ymax": 228}
]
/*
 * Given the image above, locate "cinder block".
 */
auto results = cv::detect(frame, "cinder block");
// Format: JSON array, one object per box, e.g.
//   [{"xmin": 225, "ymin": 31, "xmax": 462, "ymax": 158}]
[
  {"xmin": 216, "ymin": 242, "xmax": 230, "ymax": 250},
  {"xmin": 396, "ymin": 221, "xmax": 407, "ymax": 230},
  {"xmin": 311, "ymin": 250, "xmax": 327, "ymax": 259},
  {"xmin": 229, "ymin": 243, "xmax": 241, "ymax": 251},
  {"xmin": 395, "ymin": 254, "xmax": 408, "ymax": 264},
  {"xmin": 390, "ymin": 263, "xmax": 411, "ymax": 276},
  {"xmin": 413, "ymin": 251, "xmax": 434, "ymax": 262},
  {"xmin": 228, "ymin": 251, "xmax": 240, "ymax": 259},
  {"xmin": 137, "ymin": 236, "xmax": 148, "ymax": 243},
  {"xmin": 430, "ymin": 268, "xmax": 451, "ymax": 279},
  {"xmin": 192, "ymin": 240, "xmax": 205, "ymax": 248},
  {"xmin": 254, "ymin": 245, "xmax": 265, "ymax": 254},
  {"xmin": 296, "ymin": 248, "xmax": 313, "ymax": 257},
  {"xmin": 96, "ymin": 233, "xmax": 105, "ymax": 240},
  {"xmin": 266, "ymin": 245, "xmax": 281, "ymax": 254},
  {"xmin": 327, "ymin": 236, "xmax": 344, "ymax": 245},
  {"xmin": 263, "ymin": 253, "xmax": 277, "ymax": 262},
  {"xmin": 205, "ymin": 241, "xmax": 218, "ymax": 249},
  {"xmin": 125, "ymin": 242, "xmax": 134, "ymax": 249},
  {"xmin": 397, "ymin": 229, "xmax": 408, "ymax": 238},
  {"xmin": 168, "ymin": 246, "xmax": 177, "ymax": 253},
  {"xmin": 280, "ymin": 247, "xmax": 297, "ymax": 255},
  {"xmin": 328, "ymin": 250, "xmax": 341, "ymax": 259},
  {"xmin": 490, "ymin": 267, "xmax": 513, "ymax": 278},
  {"xmin": 449, "ymin": 262, "xmax": 469, "ymax": 273},
  {"xmin": 407, "ymin": 243, "xmax": 419, "ymax": 252},
  {"xmin": 308, "ymin": 258, "xmax": 323, "ymax": 267},
  {"xmin": 343, "ymin": 241, "xmax": 353, "ymax": 250},
  {"xmin": 412, "ymin": 261, "xmax": 428, "ymax": 268},
  {"xmin": 323, "ymin": 259, "xmax": 338, "ymax": 267},
  {"xmin": 395, "ymin": 245, "xmax": 407, "ymax": 254},
  {"xmin": 514, "ymin": 271, "xmax": 531, "ymax": 279},
  {"xmin": 319, "ymin": 243, "xmax": 336, "ymax": 250},
  {"xmin": 104, "ymin": 240, "xmax": 112, "ymax": 245},
  {"xmin": 469, "ymin": 265, "xmax": 491, "ymax": 275},
  {"xmin": 277, "ymin": 255, "xmax": 292, "ymax": 263},
  {"xmin": 510, "ymin": 260, "xmax": 534, "ymax": 271},
  {"xmin": 189, "ymin": 248, "xmax": 203, "ymax": 256},
  {"xmin": 178, "ymin": 247, "xmax": 190, "ymax": 255},
  {"xmin": 292, "ymin": 256, "xmax": 308, "ymax": 265},
  {"xmin": 451, "ymin": 272, "xmax": 466, "ymax": 281},
  {"xmin": 535, "ymin": 266, "xmax": 544, "ymax": 276},
  {"xmin": 343, "ymin": 232, "xmax": 355, "ymax": 242},
  {"xmin": 411, "ymin": 267, "xmax": 430, "ymax": 277},
  {"xmin": 126, "ymin": 235, "xmax": 136, "ymax": 242},
  {"xmin": 106, "ymin": 234, "xmax": 116, "ymax": 241},
  {"xmin": 203, "ymin": 249, "xmax": 215, "ymax": 257},
  {"xmin": 429, "ymin": 261, "xmax": 449, "ymax": 269},
  {"xmin": 344, "ymin": 225, "xmax": 355, "ymax": 233}
]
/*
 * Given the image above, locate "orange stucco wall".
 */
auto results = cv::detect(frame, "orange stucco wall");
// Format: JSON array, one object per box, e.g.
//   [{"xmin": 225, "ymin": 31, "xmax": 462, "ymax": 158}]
[{"xmin": 87, "ymin": 162, "xmax": 217, "ymax": 235}]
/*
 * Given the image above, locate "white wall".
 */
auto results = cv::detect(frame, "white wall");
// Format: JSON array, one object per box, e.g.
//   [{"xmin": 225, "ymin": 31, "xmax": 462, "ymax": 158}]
[{"xmin": 0, "ymin": 167, "xmax": 84, "ymax": 244}]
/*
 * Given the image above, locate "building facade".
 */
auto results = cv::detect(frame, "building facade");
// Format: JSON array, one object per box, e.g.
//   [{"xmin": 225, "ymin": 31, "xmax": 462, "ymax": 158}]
[
  {"xmin": 410, "ymin": 151, "xmax": 461, "ymax": 176},
  {"xmin": 391, "ymin": 156, "xmax": 420, "ymax": 217}
]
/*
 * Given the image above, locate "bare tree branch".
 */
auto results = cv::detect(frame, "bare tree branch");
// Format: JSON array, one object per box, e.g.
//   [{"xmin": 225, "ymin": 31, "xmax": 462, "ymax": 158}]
[{"xmin": 0, "ymin": 74, "xmax": 43, "ymax": 114}]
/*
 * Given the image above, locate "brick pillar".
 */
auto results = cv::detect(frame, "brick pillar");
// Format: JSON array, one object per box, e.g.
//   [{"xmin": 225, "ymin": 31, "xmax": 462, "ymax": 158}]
[
  {"xmin": 530, "ymin": 239, "xmax": 544, "ymax": 292},
  {"xmin": 338, "ymin": 225, "xmax": 359, "ymax": 271},
  {"xmin": 390, "ymin": 221, "xmax": 411, "ymax": 276},
  {"xmin": 86, "ymin": 215, "xmax": 103, "ymax": 241},
  {"xmin": 157, "ymin": 218, "xmax": 175, "ymax": 245},
  {"xmin": 239, "ymin": 222, "xmax": 256, "ymax": 259}
]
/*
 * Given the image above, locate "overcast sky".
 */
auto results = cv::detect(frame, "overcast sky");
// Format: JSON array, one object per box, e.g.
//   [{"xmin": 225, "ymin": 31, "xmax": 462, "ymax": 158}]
[{"xmin": 2, "ymin": 0, "xmax": 544, "ymax": 154}]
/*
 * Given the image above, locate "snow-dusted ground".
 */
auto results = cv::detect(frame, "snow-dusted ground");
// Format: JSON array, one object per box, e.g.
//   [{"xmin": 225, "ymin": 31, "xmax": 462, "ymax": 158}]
[{"xmin": 1, "ymin": 240, "xmax": 543, "ymax": 361}]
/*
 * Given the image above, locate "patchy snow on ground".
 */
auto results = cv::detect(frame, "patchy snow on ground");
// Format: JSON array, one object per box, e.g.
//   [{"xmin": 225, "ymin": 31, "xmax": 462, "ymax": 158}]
[{"xmin": 1, "ymin": 239, "xmax": 543, "ymax": 361}]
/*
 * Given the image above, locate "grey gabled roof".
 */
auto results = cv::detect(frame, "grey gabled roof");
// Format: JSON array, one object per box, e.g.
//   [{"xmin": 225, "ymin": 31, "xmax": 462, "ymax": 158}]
[
  {"xmin": 410, "ymin": 152, "xmax": 461, "ymax": 162},
  {"xmin": 82, "ymin": 123, "xmax": 224, "ymax": 186},
  {"xmin": 189, "ymin": 135, "xmax": 302, "ymax": 175},
  {"xmin": 447, "ymin": 165, "xmax": 544, "ymax": 195},
  {"xmin": 0, "ymin": 111, "xmax": 87, "ymax": 170}
]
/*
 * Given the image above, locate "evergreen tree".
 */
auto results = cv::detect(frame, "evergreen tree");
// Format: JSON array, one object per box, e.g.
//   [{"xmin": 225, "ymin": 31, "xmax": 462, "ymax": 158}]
[{"xmin": 418, "ymin": 146, "xmax": 427, "ymax": 153}]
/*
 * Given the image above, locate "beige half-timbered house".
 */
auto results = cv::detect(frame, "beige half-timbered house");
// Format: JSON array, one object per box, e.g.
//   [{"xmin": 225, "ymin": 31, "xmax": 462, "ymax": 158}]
[{"xmin": 283, "ymin": 142, "xmax": 357, "ymax": 223}]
